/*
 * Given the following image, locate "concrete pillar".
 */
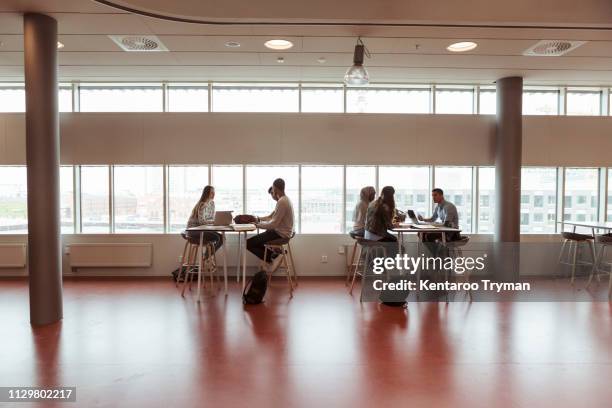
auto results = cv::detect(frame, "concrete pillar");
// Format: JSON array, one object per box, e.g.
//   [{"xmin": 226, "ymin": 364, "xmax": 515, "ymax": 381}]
[
  {"xmin": 24, "ymin": 13, "xmax": 62, "ymax": 325},
  {"xmin": 494, "ymin": 77, "xmax": 523, "ymax": 282},
  {"xmin": 495, "ymin": 77, "xmax": 523, "ymax": 242}
]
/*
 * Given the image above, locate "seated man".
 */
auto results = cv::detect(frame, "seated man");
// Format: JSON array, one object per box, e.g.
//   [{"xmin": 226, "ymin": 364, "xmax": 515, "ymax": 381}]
[
  {"xmin": 419, "ymin": 188, "xmax": 460, "ymax": 243},
  {"xmin": 247, "ymin": 178, "xmax": 295, "ymax": 273}
]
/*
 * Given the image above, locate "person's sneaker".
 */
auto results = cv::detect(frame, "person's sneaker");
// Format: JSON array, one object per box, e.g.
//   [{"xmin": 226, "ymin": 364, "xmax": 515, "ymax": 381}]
[{"xmin": 268, "ymin": 254, "xmax": 284, "ymax": 273}]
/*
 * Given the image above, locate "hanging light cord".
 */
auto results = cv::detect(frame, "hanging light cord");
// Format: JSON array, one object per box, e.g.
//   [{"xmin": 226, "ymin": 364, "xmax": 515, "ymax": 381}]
[{"xmin": 357, "ymin": 37, "xmax": 371, "ymax": 59}]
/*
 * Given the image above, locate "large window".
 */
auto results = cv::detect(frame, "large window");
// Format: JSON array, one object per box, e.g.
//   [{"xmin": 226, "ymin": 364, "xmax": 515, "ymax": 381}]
[
  {"xmin": 345, "ymin": 166, "xmax": 377, "ymax": 232},
  {"xmin": 378, "ymin": 166, "xmax": 430, "ymax": 216},
  {"xmin": 435, "ymin": 87, "xmax": 474, "ymax": 114},
  {"xmin": 478, "ymin": 167, "xmax": 495, "ymax": 233},
  {"xmin": 212, "ymin": 84, "xmax": 298, "ymax": 112},
  {"xmin": 346, "ymin": 86, "xmax": 430, "ymax": 113},
  {"xmin": 168, "ymin": 166, "xmax": 209, "ymax": 232},
  {"xmin": 211, "ymin": 165, "xmax": 243, "ymax": 214},
  {"xmin": 79, "ymin": 83, "xmax": 163, "ymax": 112},
  {"xmin": 434, "ymin": 167, "xmax": 473, "ymax": 232},
  {"xmin": 80, "ymin": 166, "xmax": 110, "ymax": 233},
  {"xmin": 301, "ymin": 166, "xmax": 343, "ymax": 233},
  {"xmin": 523, "ymin": 88, "xmax": 559, "ymax": 115},
  {"xmin": 0, "ymin": 166, "xmax": 27, "ymax": 233},
  {"xmin": 113, "ymin": 166, "xmax": 164, "ymax": 233},
  {"xmin": 59, "ymin": 86, "xmax": 73, "ymax": 112},
  {"xmin": 478, "ymin": 87, "xmax": 496, "ymax": 114},
  {"xmin": 521, "ymin": 167, "xmax": 557, "ymax": 233},
  {"xmin": 245, "ymin": 166, "xmax": 299, "ymax": 230},
  {"xmin": 0, "ymin": 85, "xmax": 25, "ymax": 112},
  {"xmin": 566, "ymin": 90, "xmax": 601, "ymax": 116},
  {"xmin": 60, "ymin": 166, "xmax": 74, "ymax": 233},
  {"xmin": 301, "ymin": 85, "xmax": 344, "ymax": 113},
  {"xmin": 564, "ymin": 168, "xmax": 599, "ymax": 224},
  {"xmin": 168, "ymin": 84, "xmax": 209, "ymax": 112}
]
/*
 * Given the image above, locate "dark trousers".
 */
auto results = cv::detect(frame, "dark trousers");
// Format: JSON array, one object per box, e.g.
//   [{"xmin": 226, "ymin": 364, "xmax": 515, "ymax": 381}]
[
  {"xmin": 185, "ymin": 230, "xmax": 223, "ymax": 253},
  {"xmin": 378, "ymin": 232, "xmax": 398, "ymax": 243},
  {"xmin": 247, "ymin": 230, "xmax": 282, "ymax": 262}
]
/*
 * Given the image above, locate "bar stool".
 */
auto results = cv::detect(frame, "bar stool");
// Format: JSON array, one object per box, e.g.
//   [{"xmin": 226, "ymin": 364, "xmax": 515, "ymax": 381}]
[
  {"xmin": 558, "ymin": 231, "xmax": 596, "ymax": 285},
  {"xmin": 176, "ymin": 232, "xmax": 197, "ymax": 287},
  {"xmin": 349, "ymin": 239, "xmax": 387, "ymax": 302},
  {"xmin": 444, "ymin": 236, "xmax": 472, "ymax": 302},
  {"xmin": 588, "ymin": 234, "xmax": 612, "ymax": 297},
  {"xmin": 262, "ymin": 232, "xmax": 297, "ymax": 296},
  {"xmin": 346, "ymin": 231, "xmax": 364, "ymax": 285},
  {"xmin": 179, "ymin": 233, "xmax": 219, "ymax": 297}
]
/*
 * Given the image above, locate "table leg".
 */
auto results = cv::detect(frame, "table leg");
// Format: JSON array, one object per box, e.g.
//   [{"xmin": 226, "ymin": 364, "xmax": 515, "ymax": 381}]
[
  {"xmin": 222, "ymin": 231, "xmax": 228, "ymax": 296},
  {"xmin": 398, "ymin": 232, "xmax": 403, "ymax": 256},
  {"xmin": 242, "ymin": 231, "xmax": 247, "ymax": 291},
  {"xmin": 196, "ymin": 232, "xmax": 204, "ymax": 303},
  {"xmin": 236, "ymin": 232, "xmax": 242, "ymax": 282}
]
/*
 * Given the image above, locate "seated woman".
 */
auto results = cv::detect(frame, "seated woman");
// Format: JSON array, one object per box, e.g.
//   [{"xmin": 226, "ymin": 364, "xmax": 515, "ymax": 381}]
[
  {"xmin": 364, "ymin": 186, "xmax": 399, "ymax": 242},
  {"xmin": 350, "ymin": 186, "xmax": 375, "ymax": 238},
  {"xmin": 184, "ymin": 185, "xmax": 222, "ymax": 252}
]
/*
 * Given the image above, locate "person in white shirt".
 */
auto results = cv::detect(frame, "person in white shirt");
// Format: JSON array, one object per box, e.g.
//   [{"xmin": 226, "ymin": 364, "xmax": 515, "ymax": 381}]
[
  {"xmin": 247, "ymin": 178, "xmax": 295, "ymax": 272},
  {"xmin": 350, "ymin": 186, "xmax": 375, "ymax": 238}
]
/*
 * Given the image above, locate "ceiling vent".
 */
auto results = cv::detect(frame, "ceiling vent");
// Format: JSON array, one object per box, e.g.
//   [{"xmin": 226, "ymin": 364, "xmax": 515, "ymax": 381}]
[
  {"xmin": 523, "ymin": 40, "xmax": 586, "ymax": 57},
  {"xmin": 109, "ymin": 35, "xmax": 168, "ymax": 52}
]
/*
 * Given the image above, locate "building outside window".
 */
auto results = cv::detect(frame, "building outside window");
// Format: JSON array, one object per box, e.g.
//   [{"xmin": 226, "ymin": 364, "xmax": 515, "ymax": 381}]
[
  {"xmin": 301, "ymin": 166, "xmax": 343, "ymax": 233},
  {"xmin": 378, "ymin": 166, "xmax": 430, "ymax": 216},
  {"xmin": 211, "ymin": 165, "xmax": 244, "ymax": 214},
  {"xmin": 345, "ymin": 166, "xmax": 376, "ymax": 233},
  {"xmin": 113, "ymin": 166, "xmax": 164, "ymax": 233},
  {"xmin": 434, "ymin": 167, "xmax": 473, "ymax": 232},
  {"xmin": 521, "ymin": 167, "xmax": 557, "ymax": 233},
  {"xmin": 564, "ymin": 168, "xmax": 599, "ymax": 223},
  {"xmin": 478, "ymin": 167, "xmax": 495, "ymax": 233},
  {"xmin": 0, "ymin": 166, "xmax": 27, "ymax": 233},
  {"xmin": 168, "ymin": 166, "xmax": 209, "ymax": 232},
  {"xmin": 60, "ymin": 166, "xmax": 74, "ymax": 233},
  {"xmin": 246, "ymin": 166, "xmax": 300, "ymax": 231},
  {"xmin": 81, "ymin": 166, "xmax": 110, "ymax": 233}
]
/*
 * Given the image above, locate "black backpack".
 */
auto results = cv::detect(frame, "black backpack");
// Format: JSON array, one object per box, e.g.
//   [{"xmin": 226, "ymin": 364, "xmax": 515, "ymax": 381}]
[
  {"xmin": 379, "ymin": 275, "xmax": 410, "ymax": 307},
  {"xmin": 243, "ymin": 270, "xmax": 268, "ymax": 304}
]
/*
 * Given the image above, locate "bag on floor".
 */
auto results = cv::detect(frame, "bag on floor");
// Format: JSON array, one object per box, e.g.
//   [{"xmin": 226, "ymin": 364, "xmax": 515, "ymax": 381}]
[
  {"xmin": 379, "ymin": 275, "xmax": 409, "ymax": 307},
  {"xmin": 243, "ymin": 270, "xmax": 268, "ymax": 304}
]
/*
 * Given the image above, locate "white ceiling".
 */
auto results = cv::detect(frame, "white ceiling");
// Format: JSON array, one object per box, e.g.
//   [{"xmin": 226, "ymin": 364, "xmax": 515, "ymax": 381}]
[{"xmin": 1, "ymin": 0, "xmax": 612, "ymax": 84}]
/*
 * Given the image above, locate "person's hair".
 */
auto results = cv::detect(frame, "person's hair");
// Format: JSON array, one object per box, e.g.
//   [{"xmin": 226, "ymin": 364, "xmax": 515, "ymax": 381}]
[
  {"xmin": 360, "ymin": 186, "xmax": 376, "ymax": 203},
  {"xmin": 432, "ymin": 188, "xmax": 444, "ymax": 195},
  {"xmin": 190, "ymin": 185, "xmax": 214, "ymax": 219},
  {"xmin": 273, "ymin": 178, "xmax": 285, "ymax": 192},
  {"xmin": 374, "ymin": 186, "xmax": 395, "ymax": 221},
  {"xmin": 268, "ymin": 186, "xmax": 273, "ymax": 194}
]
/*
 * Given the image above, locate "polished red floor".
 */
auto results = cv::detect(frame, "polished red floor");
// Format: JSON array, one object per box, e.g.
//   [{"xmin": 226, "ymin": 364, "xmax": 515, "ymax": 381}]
[{"xmin": 1, "ymin": 277, "xmax": 611, "ymax": 408}]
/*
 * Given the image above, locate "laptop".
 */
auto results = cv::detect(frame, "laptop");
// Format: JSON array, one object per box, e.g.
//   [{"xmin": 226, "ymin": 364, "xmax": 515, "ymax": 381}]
[
  {"xmin": 213, "ymin": 211, "xmax": 233, "ymax": 226},
  {"xmin": 407, "ymin": 209, "xmax": 426, "ymax": 225}
]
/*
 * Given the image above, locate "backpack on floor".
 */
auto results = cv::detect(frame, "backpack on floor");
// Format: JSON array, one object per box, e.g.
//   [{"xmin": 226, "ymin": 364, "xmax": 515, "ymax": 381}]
[
  {"xmin": 379, "ymin": 275, "xmax": 410, "ymax": 307},
  {"xmin": 243, "ymin": 270, "xmax": 268, "ymax": 305}
]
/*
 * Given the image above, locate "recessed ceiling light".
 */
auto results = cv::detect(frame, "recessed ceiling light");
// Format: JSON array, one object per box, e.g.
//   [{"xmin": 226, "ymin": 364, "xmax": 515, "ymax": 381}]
[
  {"xmin": 446, "ymin": 41, "xmax": 477, "ymax": 52},
  {"xmin": 225, "ymin": 41, "xmax": 241, "ymax": 48},
  {"xmin": 57, "ymin": 41, "xmax": 64, "ymax": 49},
  {"xmin": 317, "ymin": 56, "xmax": 326, "ymax": 64},
  {"xmin": 264, "ymin": 39, "xmax": 293, "ymax": 50}
]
